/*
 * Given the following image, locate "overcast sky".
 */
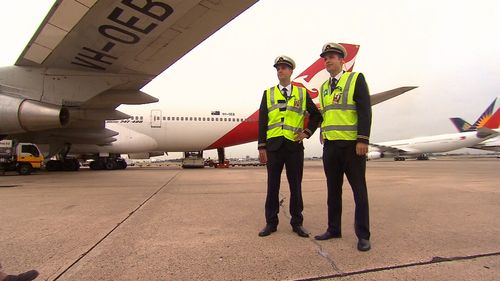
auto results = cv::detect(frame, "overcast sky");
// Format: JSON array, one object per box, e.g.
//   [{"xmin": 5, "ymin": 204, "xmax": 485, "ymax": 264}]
[{"xmin": 1, "ymin": 0, "xmax": 499, "ymax": 159}]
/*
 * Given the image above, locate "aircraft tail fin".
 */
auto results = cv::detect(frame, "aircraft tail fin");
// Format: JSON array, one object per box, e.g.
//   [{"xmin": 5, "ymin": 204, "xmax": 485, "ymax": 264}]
[
  {"xmin": 292, "ymin": 43, "xmax": 360, "ymax": 99},
  {"xmin": 449, "ymin": 117, "xmax": 474, "ymax": 132},
  {"xmin": 483, "ymin": 108, "xmax": 500, "ymax": 129},
  {"xmin": 472, "ymin": 98, "xmax": 498, "ymax": 128},
  {"xmin": 449, "ymin": 97, "xmax": 499, "ymax": 131}
]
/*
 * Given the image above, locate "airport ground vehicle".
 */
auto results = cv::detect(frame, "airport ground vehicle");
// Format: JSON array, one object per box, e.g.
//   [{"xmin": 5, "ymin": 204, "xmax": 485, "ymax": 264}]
[
  {"xmin": 182, "ymin": 151, "xmax": 205, "ymax": 168},
  {"xmin": 0, "ymin": 140, "xmax": 43, "ymax": 175}
]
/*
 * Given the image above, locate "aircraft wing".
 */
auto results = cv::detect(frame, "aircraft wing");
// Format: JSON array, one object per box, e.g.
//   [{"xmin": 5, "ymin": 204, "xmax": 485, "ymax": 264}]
[
  {"xmin": 467, "ymin": 143, "xmax": 500, "ymax": 152},
  {"xmin": 16, "ymin": 0, "xmax": 257, "ymax": 89},
  {"xmin": 6, "ymin": 0, "xmax": 257, "ymax": 147},
  {"xmin": 369, "ymin": 143, "xmax": 414, "ymax": 155},
  {"xmin": 370, "ymin": 86, "xmax": 418, "ymax": 106}
]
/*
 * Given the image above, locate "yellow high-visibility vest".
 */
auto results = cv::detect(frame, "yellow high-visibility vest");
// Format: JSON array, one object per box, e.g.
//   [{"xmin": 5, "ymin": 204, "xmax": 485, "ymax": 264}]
[
  {"xmin": 266, "ymin": 85, "xmax": 307, "ymax": 141},
  {"xmin": 319, "ymin": 72, "xmax": 360, "ymax": 140}
]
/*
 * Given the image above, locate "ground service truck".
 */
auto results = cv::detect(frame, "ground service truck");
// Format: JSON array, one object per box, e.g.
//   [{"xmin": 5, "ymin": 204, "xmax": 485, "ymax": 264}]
[{"xmin": 0, "ymin": 140, "xmax": 44, "ymax": 175}]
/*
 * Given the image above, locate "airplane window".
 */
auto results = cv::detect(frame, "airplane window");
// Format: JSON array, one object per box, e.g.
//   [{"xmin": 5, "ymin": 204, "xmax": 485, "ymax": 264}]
[
  {"xmin": 189, "ymin": 117, "xmax": 193, "ymax": 121},
  {"xmin": 167, "ymin": 117, "xmax": 170, "ymax": 120},
  {"xmin": 181, "ymin": 117, "xmax": 184, "ymax": 121},
  {"xmin": 176, "ymin": 117, "xmax": 179, "ymax": 121},
  {"xmin": 163, "ymin": 117, "xmax": 166, "ymax": 120},
  {"xmin": 224, "ymin": 118, "xmax": 227, "ymax": 121},
  {"xmin": 232, "ymin": 118, "xmax": 235, "ymax": 122},
  {"xmin": 135, "ymin": 116, "xmax": 138, "ymax": 120},
  {"xmin": 140, "ymin": 116, "xmax": 143, "ymax": 120}
]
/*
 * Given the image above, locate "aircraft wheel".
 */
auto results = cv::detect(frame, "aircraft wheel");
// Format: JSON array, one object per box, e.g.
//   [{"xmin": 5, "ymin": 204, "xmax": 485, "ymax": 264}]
[
  {"xmin": 46, "ymin": 160, "xmax": 62, "ymax": 171},
  {"xmin": 89, "ymin": 160, "xmax": 104, "ymax": 170},
  {"xmin": 117, "ymin": 160, "xmax": 127, "ymax": 169},
  {"xmin": 105, "ymin": 160, "xmax": 117, "ymax": 170},
  {"xmin": 63, "ymin": 159, "xmax": 80, "ymax": 171}
]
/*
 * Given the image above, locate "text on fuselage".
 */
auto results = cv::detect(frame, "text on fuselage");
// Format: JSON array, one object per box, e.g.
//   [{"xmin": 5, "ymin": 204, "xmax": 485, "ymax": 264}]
[{"xmin": 71, "ymin": 0, "xmax": 173, "ymax": 71}]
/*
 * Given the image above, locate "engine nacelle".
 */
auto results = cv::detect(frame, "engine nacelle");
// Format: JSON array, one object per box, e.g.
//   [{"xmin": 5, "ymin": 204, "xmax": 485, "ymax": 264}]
[
  {"xmin": 367, "ymin": 151, "xmax": 384, "ymax": 160},
  {"xmin": 0, "ymin": 95, "xmax": 69, "ymax": 134}
]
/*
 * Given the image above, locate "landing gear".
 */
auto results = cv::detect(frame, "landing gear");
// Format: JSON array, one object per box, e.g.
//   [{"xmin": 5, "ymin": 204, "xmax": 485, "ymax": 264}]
[
  {"xmin": 45, "ymin": 144, "xmax": 80, "ymax": 171},
  {"xmin": 215, "ymin": 148, "xmax": 229, "ymax": 168},
  {"xmin": 394, "ymin": 156, "xmax": 406, "ymax": 161},
  {"xmin": 46, "ymin": 158, "xmax": 80, "ymax": 171},
  {"xmin": 416, "ymin": 154, "xmax": 429, "ymax": 160},
  {"xmin": 89, "ymin": 157, "xmax": 127, "ymax": 170}
]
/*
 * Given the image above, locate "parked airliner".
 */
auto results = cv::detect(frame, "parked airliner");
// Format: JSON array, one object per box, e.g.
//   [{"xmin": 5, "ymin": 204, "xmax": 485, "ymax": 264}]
[
  {"xmin": 367, "ymin": 106, "xmax": 500, "ymax": 161},
  {"xmin": 449, "ymin": 97, "xmax": 500, "ymax": 152}
]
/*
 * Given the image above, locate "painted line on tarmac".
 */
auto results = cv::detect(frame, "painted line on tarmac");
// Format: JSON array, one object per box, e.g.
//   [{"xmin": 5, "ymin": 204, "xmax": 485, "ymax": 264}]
[
  {"xmin": 296, "ymin": 251, "xmax": 500, "ymax": 280},
  {"xmin": 52, "ymin": 172, "xmax": 181, "ymax": 281},
  {"xmin": 279, "ymin": 193, "xmax": 344, "ymax": 275}
]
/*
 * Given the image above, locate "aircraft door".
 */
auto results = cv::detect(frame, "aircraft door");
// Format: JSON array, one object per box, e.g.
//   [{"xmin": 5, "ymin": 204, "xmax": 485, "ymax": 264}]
[{"xmin": 151, "ymin": 110, "xmax": 162, "ymax": 128}]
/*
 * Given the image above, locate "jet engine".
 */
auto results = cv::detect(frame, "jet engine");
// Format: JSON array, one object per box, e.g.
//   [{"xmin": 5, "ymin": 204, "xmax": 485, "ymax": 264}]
[
  {"xmin": 367, "ymin": 151, "xmax": 384, "ymax": 160},
  {"xmin": 0, "ymin": 95, "xmax": 69, "ymax": 135}
]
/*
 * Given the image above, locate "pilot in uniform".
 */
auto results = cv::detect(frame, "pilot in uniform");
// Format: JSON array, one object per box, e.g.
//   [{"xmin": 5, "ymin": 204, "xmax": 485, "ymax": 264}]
[
  {"xmin": 257, "ymin": 55, "xmax": 321, "ymax": 237},
  {"xmin": 313, "ymin": 43, "xmax": 373, "ymax": 251}
]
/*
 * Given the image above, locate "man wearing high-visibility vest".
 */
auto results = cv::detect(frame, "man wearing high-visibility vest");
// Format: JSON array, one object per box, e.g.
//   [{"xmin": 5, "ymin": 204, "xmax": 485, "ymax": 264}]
[
  {"xmin": 257, "ymin": 55, "xmax": 321, "ymax": 238},
  {"xmin": 314, "ymin": 43, "xmax": 372, "ymax": 252}
]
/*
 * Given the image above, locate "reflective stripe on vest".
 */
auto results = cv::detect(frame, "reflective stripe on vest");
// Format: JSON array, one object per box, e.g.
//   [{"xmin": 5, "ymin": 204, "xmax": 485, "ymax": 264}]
[
  {"xmin": 266, "ymin": 85, "xmax": 307, "ymax": 141},
  {"xmin": 319, "ymin": 72, "xmax": 360, "ymax": 140}
]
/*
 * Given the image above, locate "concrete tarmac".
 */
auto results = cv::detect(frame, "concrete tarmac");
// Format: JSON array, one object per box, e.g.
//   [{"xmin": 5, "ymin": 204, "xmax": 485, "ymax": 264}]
[{"xmin": 0, "ymin": 158, "xmax": 499, "ymax": 280}]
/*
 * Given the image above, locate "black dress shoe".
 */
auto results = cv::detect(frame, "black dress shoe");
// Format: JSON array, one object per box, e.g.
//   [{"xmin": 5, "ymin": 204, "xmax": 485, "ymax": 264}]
[
  {"xmin": 357, "ymin": 238, "xmax": 371, "ymax": 251},
  {"xmin": 4, "ymin": 270, "xmax": 39, "ymax": 281},
  {"xmin": 292, "ymin": 226, "xmax": 309, "ymax": 238},
  {"xmin": 314, "ymin": 231, "xmax": 342, "ymax": 240},
  {"xmin": 258, "ymin": 225, "xmax": 277, "ymax": 237}
]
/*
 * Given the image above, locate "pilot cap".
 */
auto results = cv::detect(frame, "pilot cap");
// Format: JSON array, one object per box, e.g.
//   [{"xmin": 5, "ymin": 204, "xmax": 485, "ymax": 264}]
[
  {"xmin": 273, "ymin": 55, "xmax": 296, "ymax": 70},
  {"xmin": 320, "ymin": 42, "xmax": 347, "ymax": 58}
]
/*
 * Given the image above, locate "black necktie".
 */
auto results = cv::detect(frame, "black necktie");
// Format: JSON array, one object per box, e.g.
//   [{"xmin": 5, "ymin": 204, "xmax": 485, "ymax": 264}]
[
  {"xmin": 282, "ymin": 88, "xmax": 288, "ymax": 99},
  {"xmin": 330, "ymin": 78, "xmax": 337, "ymax": 92}
]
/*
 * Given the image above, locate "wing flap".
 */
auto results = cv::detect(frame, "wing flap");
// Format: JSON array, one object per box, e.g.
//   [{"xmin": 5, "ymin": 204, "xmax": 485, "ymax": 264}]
[
  {"xmin": 68, "ymin": 108, "xmax": 131, "ymax": 121},
  {"xmin": 83, "ymin": 89, "xmax": 159, "ymax": 109}
]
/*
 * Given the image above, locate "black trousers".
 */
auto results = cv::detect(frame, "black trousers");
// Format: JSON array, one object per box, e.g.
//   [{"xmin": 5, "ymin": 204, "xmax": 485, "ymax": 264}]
[
  {"xmin": 265, "ymin": 146, "xmax": 304, "ymax": 227},
  {"xmin": 322, "ymin": 140, "xmax": 370, "ymax": 240}
]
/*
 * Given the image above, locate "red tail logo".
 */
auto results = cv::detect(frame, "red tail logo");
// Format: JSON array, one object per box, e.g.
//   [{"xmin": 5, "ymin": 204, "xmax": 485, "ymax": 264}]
[{"xmin": 292, "ymin": 43, "xmax": 360, "ymax": 99}]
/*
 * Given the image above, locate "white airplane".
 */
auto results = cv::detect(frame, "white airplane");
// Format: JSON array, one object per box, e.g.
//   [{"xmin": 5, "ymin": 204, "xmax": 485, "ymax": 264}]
[
  {"xmin": 0, "ymin": 1, "xmax": 416, "ymax": 171},
  {"xmin": 367, "ymin": 108, "xmax": 500, "ymax": 161},
  {"xmin": 449, "ymin": 97, "xmax": 500, "ymax": 152}
]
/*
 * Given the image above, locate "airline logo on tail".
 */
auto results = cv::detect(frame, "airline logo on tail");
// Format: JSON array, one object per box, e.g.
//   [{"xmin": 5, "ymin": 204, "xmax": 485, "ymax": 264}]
[
  {"xmin": 450, "ymin": 97, "xmax": 499, "ymax": 132},
  {"xmin": 292, "ymin": 43, "xmax": 360, "ymax": 99}
]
